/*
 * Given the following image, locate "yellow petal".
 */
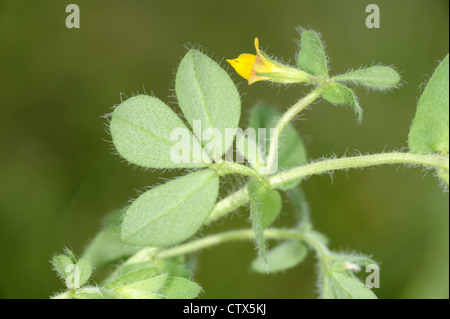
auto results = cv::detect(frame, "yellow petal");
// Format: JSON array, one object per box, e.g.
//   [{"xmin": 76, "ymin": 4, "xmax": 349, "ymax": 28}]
[
  {"xmin": 226, "ymin": 53, "xmax": 256, "ymax": 80},
  {"xmin": 254, "ymin": 37, "xmax": 261, "ymax": 55}
]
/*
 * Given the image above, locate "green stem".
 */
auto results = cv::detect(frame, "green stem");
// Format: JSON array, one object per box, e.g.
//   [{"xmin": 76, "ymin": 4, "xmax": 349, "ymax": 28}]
[
  {"xmin": 300, "ymin": 231, "xmax": 330, "ymax": 269},
  {"xmin": 207, "ymin": 186, "xmax": 249, "ymax": 222},
  {"xmin": 207, "ymin": 152, "xmax": 448, "ymax": 223},
  {"xmin": 125, "ymin": 228, "xmax": 330, "ymax": 263},
  {"xmin": 155, "ymin": 228, "xmax": 330, "ymax": 262},
  {"xmin": 265, "ymin": 85, "xmax": 325, "ymax": 174},
  {"xmin": 156, "ymin": 228, "xmax": 302, "ymax": 259},
  {"xmin": 270, "ymin": 152, "xmax": 449, "ymax": 188}
]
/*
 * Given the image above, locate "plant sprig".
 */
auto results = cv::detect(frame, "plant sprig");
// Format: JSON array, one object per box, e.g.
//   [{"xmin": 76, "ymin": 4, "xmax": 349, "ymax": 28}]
[{"xmin": 50, "ymin": 29, "xmax": 448, "ymax": 299}]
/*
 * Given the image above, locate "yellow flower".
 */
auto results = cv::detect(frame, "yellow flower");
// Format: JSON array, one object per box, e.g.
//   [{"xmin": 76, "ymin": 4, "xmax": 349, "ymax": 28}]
[
  {"xmin": 225, "ymin": 53, "xmax": 256, "ymax": 82},
  {"xmin": 227, "ymin": 38, "xmax": 313, "ymax": 85}
]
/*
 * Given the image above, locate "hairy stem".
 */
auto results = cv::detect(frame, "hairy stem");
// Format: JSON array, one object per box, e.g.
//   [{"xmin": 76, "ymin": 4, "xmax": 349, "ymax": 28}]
[
  {"xmin": 208, "ymin": 152, "xmax": 448, "ymax": 223},
  {"xmin": 155, "ymin": 228, "xmax": 330, "ymax": 262},
  {"xmin": 270, "ymin": 152, "xmax": 448, "ymax": 187},
  {"xmin": 157, "ymin": 228, "xmax": 302, "ymax": 259},
  {"xmin": 265, "ymin": 85, "xmax": 326, "ymax": 173},
  {"xmin": 300, "ymin": 231, "xmax": 330, "ymax": 269},
  {"xmin": 124, "ymin": 228, "xmax": 332, "ymax": 263},
  {"xmin": 209, "ymin": 162, "xmax": 268, "ymax": 184}
]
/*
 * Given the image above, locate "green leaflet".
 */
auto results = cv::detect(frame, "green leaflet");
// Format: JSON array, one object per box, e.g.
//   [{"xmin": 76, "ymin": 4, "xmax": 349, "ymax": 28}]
[
  {"xmin": 104, "ymin": 260, "xmax": 191, "ymax": 286},
  {"xmin": 110, "ymin": 95, "xmax": 209, "ymax": 169},
  {"xmin": 248, "ymin": 104, "xmax": 308, "ymax": 190},
  {"xmin": 248, "ymin": 180, "xmax": 282, "ymax": 229},
  {"xmin": 160, "ymin": 277, "xmax": 202, "ymax": 299},
  {"xmin": 322, "ymin": 82, "xmax": 363, "ymax": 121},
  {"xmin": 82, "ymin": 210, "xmax": 140, "ymax": 269},
  {"xmin": 62, "ymin": 248, "xmax": 77, "ymax": 261},
  {"xmin": 105, "ymin": 266, "xmax": 161, "ymax": 290},
  {"xmin": 176, "ymin": 49, "xmax": 241, "ymax": 159},
  {"xmin": 251, "ymin": 240, "xmax": 308, "ymax": 274},
  {"xmin": 247, "ymin": 180, "xmax": 282, "ymax": 264},
  {"xmin": 103, "ymin": 262, "xmax": 155, "ymax": 286},
  {"xmin": 322, "ymin": 271, "xmax": 377, "ymax": 299},
  {"xmin": 408, "ymin": 55, "xmax": 449, "ymax": 154},
  {"xmin": 297, "ymin": 29, "xmax": 328, "ymax": 77},
  {"xmin": 112, "ymin": 273, "xmax": 168, "ymax": 299},
  {"xmin": 121, "ymin": 169, "xmax": 219, "ymax": 247},
  {"xmin": 334, "ymin": 66, "xmax": 401, "ymax": 90}
]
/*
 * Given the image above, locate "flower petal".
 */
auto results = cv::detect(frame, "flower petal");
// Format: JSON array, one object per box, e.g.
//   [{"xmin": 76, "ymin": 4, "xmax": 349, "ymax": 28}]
[{"xmin": 226, "ymin": 54, "xmax": 256, "ymax": 80}]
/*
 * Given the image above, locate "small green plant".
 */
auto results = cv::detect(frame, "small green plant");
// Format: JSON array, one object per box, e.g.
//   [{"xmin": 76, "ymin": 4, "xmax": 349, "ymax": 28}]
[{"xmin": 51, "ymin": 29, "xmax": 449, "ymax": 299}]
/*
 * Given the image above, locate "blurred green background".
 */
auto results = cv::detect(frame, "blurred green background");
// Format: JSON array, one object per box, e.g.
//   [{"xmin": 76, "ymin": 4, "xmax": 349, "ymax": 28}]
[{"xmin": 0, "ymin": 0, "xmax": 448, "ymax": 299}]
